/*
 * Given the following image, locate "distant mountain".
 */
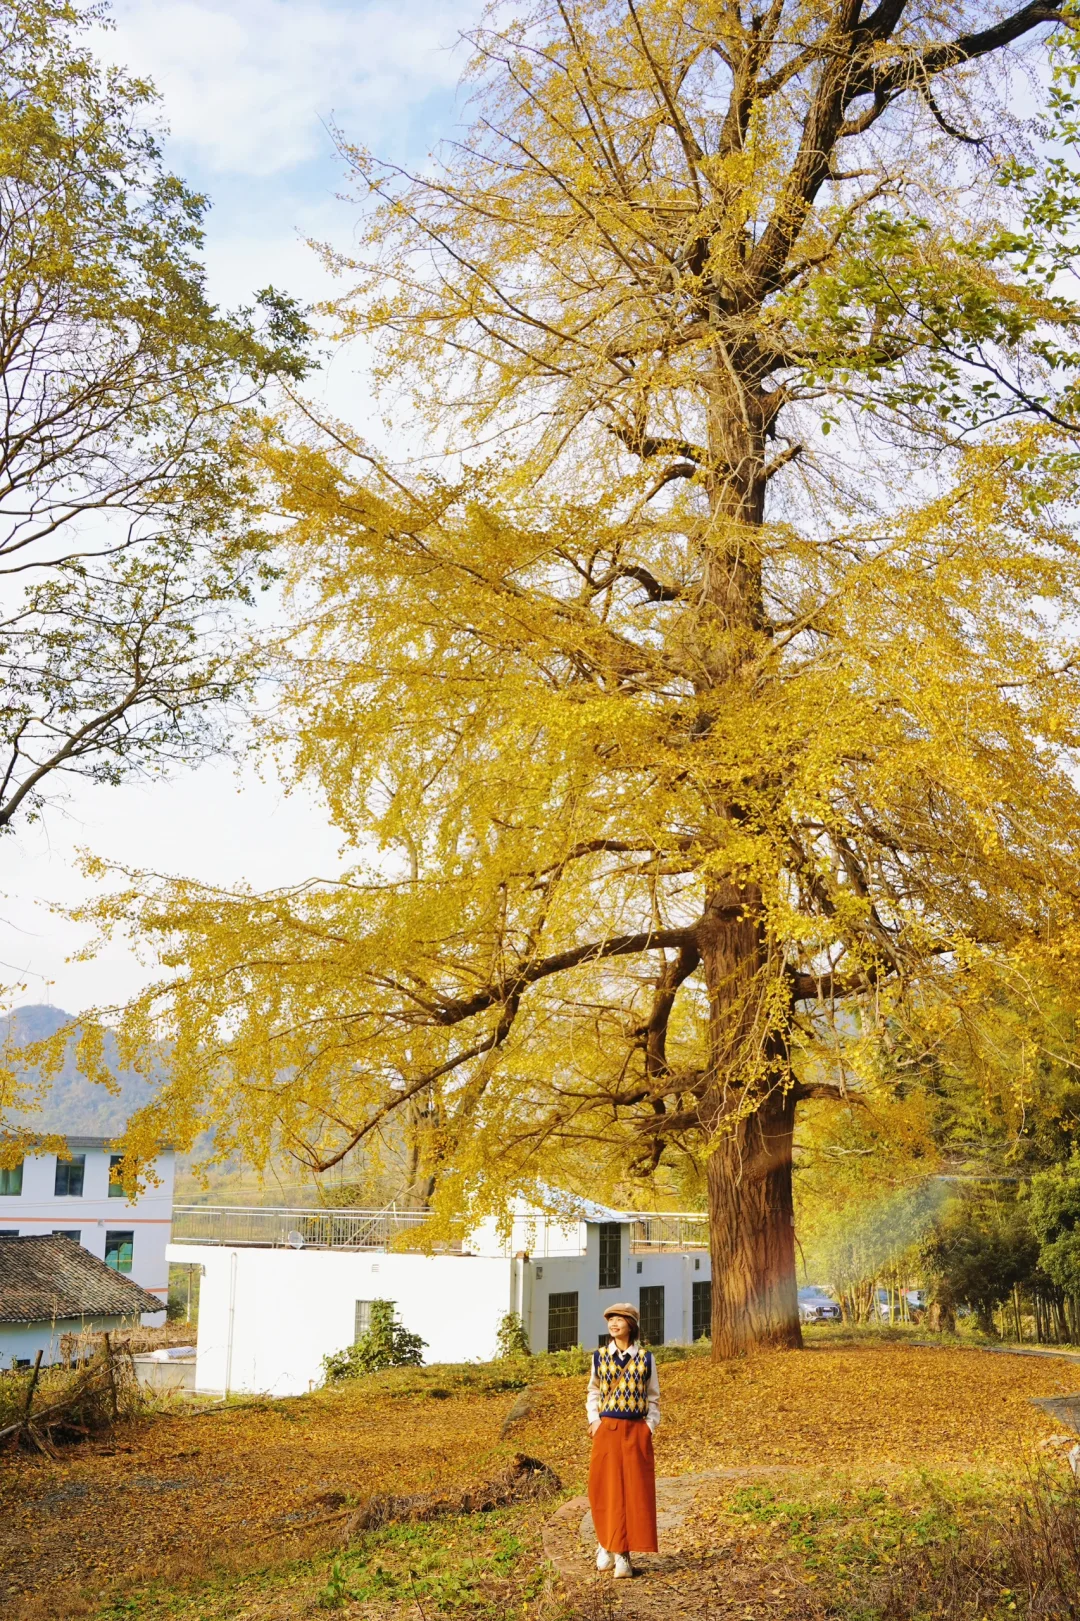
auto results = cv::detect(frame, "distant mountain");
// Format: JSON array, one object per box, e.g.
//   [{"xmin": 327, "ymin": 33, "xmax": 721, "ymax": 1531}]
[{"xmin": 0, "ymin": 1004, "xmax": 159, "ymax": 1137}]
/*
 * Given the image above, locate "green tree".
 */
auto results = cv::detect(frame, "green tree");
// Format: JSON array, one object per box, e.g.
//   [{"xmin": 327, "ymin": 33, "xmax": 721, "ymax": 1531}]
[
  {"xmin": 1028, "ymin": 1158, "xmax": 1080, "ymax": 1299},
  {"xmin": 923, "ymin": 1192, "xmax": 1038, "ymax": 1335},
  {"xmin": 495, "ymin": 1311, "xmax": 531, "ymax": 1360},
  {"xmin": 0, "ymin": 0, "xmax": 309, "ymax": 836}
]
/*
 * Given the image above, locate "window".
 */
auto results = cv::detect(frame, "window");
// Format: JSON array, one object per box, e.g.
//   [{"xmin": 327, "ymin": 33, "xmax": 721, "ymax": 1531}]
[
  {"xmin": 54, "ymin": 1155, "xmax": 85, "ymax": 1196},
  {"xmin": 0, "ymin": 1230, "xmax": 18, "ymax": 1238},
  {"xmin": 692, "ymin": 1280, "xmax": 712, "ymax": 1342},
  {"xmin": 354, "ymin": 1300, "xmax": 376, "ymax": 1341},
  {"xmin": 0, "ymin": 1161, "xmax": 22, "ymax": 1196},
  {"xmin": 547, "ymin": 1291, "xmax": 579, "ymax": 1352},
  {"xmin": 108, "ymin": 1154, "xmax": 126, "ymax": 1197},
  {"xmin": 694, "ymin": 1257, "xmax": 701, "ymax": 1271},
  {"xmin": 639, "ymin": 1285, "xmax": 665, "ymax": 1346},
  {"xmin": 636, "ymin": 1260, "xmax": 643, "ymax": 1274},
  {"xmin": 52, "ymin": 1230, "xmax": 81, "ymax": 1242},
  {"xmin": 598, "ymin": 1222, "xmax": 621, "ymax": 1291},
  {"xmin": 105, "ymin": 1230, "xmax": 134, "ymax": 1274}
]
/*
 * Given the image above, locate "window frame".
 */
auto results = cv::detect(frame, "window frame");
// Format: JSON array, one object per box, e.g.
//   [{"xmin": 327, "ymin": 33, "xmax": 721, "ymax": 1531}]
[
  {"xmin": 638, "ymin": 1284, "xmax": 665, "ymax": 1346},
  {"xmin": 54, "ymin": 1154, "xmax": 86, "ymax": 1197},
  {"xmin": 354, "ymin": 1299, "xmax": 376, "ymax": 1341},
  {"xmin": 692, "ymin": 1279, "xmax": 712, "ymax": 1342},
  {"xmin": 0, "ymin": 1160, "xmax": 23, "ymax": 1196},
  {"xmin": 597, "ymin": 1221, "xmax": 621, "ymax": 1291},
  {"xmin": 546, "ymin": 1290, "xmax": 579, "ymax": 1352},
  {"xmin": 104, "ymin": 1229, "xmax": 134, "ymax": 1274}
]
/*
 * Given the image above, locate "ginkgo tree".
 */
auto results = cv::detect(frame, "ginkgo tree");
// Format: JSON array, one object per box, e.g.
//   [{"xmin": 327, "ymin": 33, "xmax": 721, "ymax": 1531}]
[{"xmin": 86, "ymin": 0, "xmax": 1080, "ymax": 1357}]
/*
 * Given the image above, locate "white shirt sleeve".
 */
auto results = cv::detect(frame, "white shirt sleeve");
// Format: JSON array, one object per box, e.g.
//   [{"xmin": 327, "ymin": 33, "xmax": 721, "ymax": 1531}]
[
  {"xmin": 586, "ymin": 1349, "xmax": 601, "ymax": 1426},
  {"xmin": 646, "ymin": 1353, "xmax": 661, "ymax": 1433}
]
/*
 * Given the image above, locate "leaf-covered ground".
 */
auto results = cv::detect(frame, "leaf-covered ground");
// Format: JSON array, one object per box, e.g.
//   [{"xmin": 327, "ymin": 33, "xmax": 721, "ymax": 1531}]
[{"xmin": 1, "ymin": 1337, "xmax": 1077, "ymax": 1620}]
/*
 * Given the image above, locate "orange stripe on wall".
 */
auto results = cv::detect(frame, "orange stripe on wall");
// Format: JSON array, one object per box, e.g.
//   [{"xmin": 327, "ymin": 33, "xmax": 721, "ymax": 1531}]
[{"xmin": 5, "ymin": 1216, "xmax": 172, "ymax": 1224}]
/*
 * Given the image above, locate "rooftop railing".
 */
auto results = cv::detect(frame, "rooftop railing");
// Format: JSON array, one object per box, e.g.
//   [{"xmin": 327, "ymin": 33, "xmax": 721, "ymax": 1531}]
[
  {"xmin": 629, "ymin": 1214, "xmax": 709, "ymax": 1251},
  {"xmin": 171, "ymin": 1203, "xmax": 710, "ymax": 1255},
  {"xmin": 171, "ymin": 1204, "xmax": 438, "ymax": 1252}
]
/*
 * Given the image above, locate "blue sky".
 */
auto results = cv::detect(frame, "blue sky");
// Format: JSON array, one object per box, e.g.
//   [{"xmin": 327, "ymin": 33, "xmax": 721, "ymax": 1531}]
[
  {"xmin": 107, "ymin": 0, "xmax": 475, "ymax": 309},
  {"xmin": 5, "ymin": 0, "xmax": 484, "ymax": 1013}
]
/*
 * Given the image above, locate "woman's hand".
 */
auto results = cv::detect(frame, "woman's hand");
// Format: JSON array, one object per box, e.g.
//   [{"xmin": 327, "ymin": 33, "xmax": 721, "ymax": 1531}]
[{"xmin": 589, "ymin": 1420, "xmax": 601, "ymax": 1437}]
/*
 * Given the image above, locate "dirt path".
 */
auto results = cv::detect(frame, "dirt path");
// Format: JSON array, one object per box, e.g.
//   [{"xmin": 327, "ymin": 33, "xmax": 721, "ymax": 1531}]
[{"xmin": 543, "ymin": 1466, "xmax": 805, "ymax": 1618}]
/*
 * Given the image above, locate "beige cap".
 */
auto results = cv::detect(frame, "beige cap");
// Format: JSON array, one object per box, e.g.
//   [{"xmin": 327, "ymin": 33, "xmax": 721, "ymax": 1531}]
[{"xmin": 602, "ymin": 1302, "xmax": 640, "ymax": 1324}]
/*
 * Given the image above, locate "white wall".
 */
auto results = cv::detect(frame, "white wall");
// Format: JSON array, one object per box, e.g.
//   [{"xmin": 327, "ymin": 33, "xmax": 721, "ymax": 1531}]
[
  {"xmin": 0, "ymin": 1141, "xmax": 173, "ymax": 1319},
  {"xmin": 169, "ymin": 1223, "xmax": 712, "ymax": 1395},
  {"xmin": 0, "ymin": 1314, "xmax": 128, "ymax": 1369},
  {"xmin": 168, "ymin": 1242, "xmax": 517, "ymax": 1396},
  {"xmin": 523, "ymin": 1224, "xmax": 711, "ymax": 1353}
]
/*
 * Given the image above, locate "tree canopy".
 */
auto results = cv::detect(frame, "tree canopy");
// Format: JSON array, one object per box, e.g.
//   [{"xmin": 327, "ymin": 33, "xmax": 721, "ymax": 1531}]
[
  {"xmin": 0, "ymin": 0, "xmax": 309, "ymax": 836},
  {"xmin": 81, "ymin": 0, "xmax": 1080, "ymax": 1355}
]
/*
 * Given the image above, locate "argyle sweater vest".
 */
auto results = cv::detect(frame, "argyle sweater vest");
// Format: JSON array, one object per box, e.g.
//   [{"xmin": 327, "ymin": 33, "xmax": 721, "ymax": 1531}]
[{"xmin": 593, "ymin": 1344, "xmax": 652, "ymax": 1420}]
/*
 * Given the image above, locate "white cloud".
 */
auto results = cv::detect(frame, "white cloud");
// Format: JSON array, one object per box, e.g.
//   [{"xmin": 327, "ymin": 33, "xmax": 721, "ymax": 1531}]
[{"xmin": 107, "ymin": 0, "xmax": 476, "ymax": 177}]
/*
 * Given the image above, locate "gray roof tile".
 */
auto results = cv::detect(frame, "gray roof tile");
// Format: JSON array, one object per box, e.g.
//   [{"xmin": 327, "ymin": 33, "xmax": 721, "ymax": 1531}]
[{"xmin": 0, "ymin": 1234, "xmax": 163, "ymax": 1322}]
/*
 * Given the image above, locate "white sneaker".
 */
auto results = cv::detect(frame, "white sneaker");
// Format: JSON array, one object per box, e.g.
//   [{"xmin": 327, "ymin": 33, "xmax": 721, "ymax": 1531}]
[
  {"xmin": 613, "ymin": 1554, "xmax": 634, "ymax": 1579},
  {"xmin": 596, "ymin": 1546, "xmax": 614, "ymax": 1571}
]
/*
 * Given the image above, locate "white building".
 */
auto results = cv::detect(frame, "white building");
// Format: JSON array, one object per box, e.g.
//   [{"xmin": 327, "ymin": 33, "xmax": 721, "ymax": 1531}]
[
  {"xmin": 0, "ymin": 1136, "xmax": 174, "ymax": 1319},
  {"xmin": 168, "ymin": 1201, "xmax": 712, "ymax": 1396}
]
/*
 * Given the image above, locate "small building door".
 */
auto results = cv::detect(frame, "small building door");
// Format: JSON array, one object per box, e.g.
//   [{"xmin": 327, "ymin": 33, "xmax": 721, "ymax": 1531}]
[
  {"xmin": 639, "ymin": 1285, "xmax": 665, "ymax": 1346},
  {"xmin": 692, "ymin": 1279, "xmax": 712, "ymax": 1341}
]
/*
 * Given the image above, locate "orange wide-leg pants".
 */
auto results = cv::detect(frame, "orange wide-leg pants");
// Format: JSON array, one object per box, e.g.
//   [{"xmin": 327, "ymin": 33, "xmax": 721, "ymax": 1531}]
[{"xmin": 588, "ymin": 1417, "xmax": 658, "ymax": 1554}]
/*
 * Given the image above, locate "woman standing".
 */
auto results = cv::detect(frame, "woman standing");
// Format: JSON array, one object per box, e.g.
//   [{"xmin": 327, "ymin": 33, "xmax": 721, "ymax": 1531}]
[{"xmin": 586, "ymin": 1302, "xmax": 660, "ymax": 1578}]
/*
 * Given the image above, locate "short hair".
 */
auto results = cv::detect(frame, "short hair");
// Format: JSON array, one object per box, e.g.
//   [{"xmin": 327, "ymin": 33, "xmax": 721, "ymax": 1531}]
[{"xmin": 607, "ymin": 1315, "xmax": 639, "ymax": 1344}]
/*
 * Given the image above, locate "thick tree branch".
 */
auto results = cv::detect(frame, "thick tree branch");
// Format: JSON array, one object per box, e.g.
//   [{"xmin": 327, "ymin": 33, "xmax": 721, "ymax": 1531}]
[
  {"xmin": 291, "ymin": 995, "xmax": 523, "ymax": 1173},
  {"xmin": 435, "ymin": 927, "xmax": 697, "ymax": 1025},
  {"xmin": 645, "ymin": 461, "xmax": 699, "ymax": 501}
]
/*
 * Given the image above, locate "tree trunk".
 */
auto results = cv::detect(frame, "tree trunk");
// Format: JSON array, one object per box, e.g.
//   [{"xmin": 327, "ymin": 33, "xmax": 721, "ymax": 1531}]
[
  {"xmin": 693, "ymin": 343, "xmax": 802, "ymax": 1359},
  {"xmin": 928, "ymin": 1300, "xmax": 955, "ymax": 1334},
  {"xmin": 697, "ymin": 872, "xmax": 801, "ymax": 1358},
  {"xmin": 706, "ymin": 1083, "xmax": 802, "ymax": 1357}
]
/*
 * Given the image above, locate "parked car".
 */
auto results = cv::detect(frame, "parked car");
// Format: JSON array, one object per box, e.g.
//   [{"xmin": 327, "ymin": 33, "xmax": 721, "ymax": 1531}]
[
  {"xmin": 798, "ymin": 1286, "xmax": 841, "ymax": 1323},
  {"xmin": 873, "ymin": 1287, "xmax": 925, "ymax": 1321}
]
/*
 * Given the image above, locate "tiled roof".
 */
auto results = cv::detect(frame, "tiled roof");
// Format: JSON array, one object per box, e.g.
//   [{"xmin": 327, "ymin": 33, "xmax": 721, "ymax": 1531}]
[{"xmin": 0, "ymin": 1235, "xmax": 164, "ymax": 1323}]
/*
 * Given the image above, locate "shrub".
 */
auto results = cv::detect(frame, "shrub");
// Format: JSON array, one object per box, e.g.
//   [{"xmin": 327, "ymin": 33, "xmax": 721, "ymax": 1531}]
[
  {"xmin": 495, "ymin": 1311, "xmax": 531, "ymax": 1359},
  {"xmin": 322, "ymin": 1300, "xmax": 426, "ymax": 1383}
]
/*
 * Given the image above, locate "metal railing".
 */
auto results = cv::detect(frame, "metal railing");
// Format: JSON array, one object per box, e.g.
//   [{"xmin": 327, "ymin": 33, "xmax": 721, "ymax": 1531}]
[
  {"xmin": 171, "ymin": 1203, "xmax": 708, "ymax": 1255},
  {"xmin": 629, "ymin": 1214, "xmax": 709, "ymax": 1252},
  {"xmin": 171, "ymin": 1204, "xmax": 435, "ymax": 1252}
]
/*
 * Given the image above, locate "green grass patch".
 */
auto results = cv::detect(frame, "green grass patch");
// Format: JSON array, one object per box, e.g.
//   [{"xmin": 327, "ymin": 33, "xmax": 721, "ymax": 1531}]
[
  {"xmin": 721, "ymin": 1471, "xmax": 982, "ymax": 1577},
  {"xmin": 691, "ymin": 1467, "xmax": 1080, "ymax": 1619},
  {"xmin": 93, "ymin": 1503, "xmax": 563, "ymax": 1621}
]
